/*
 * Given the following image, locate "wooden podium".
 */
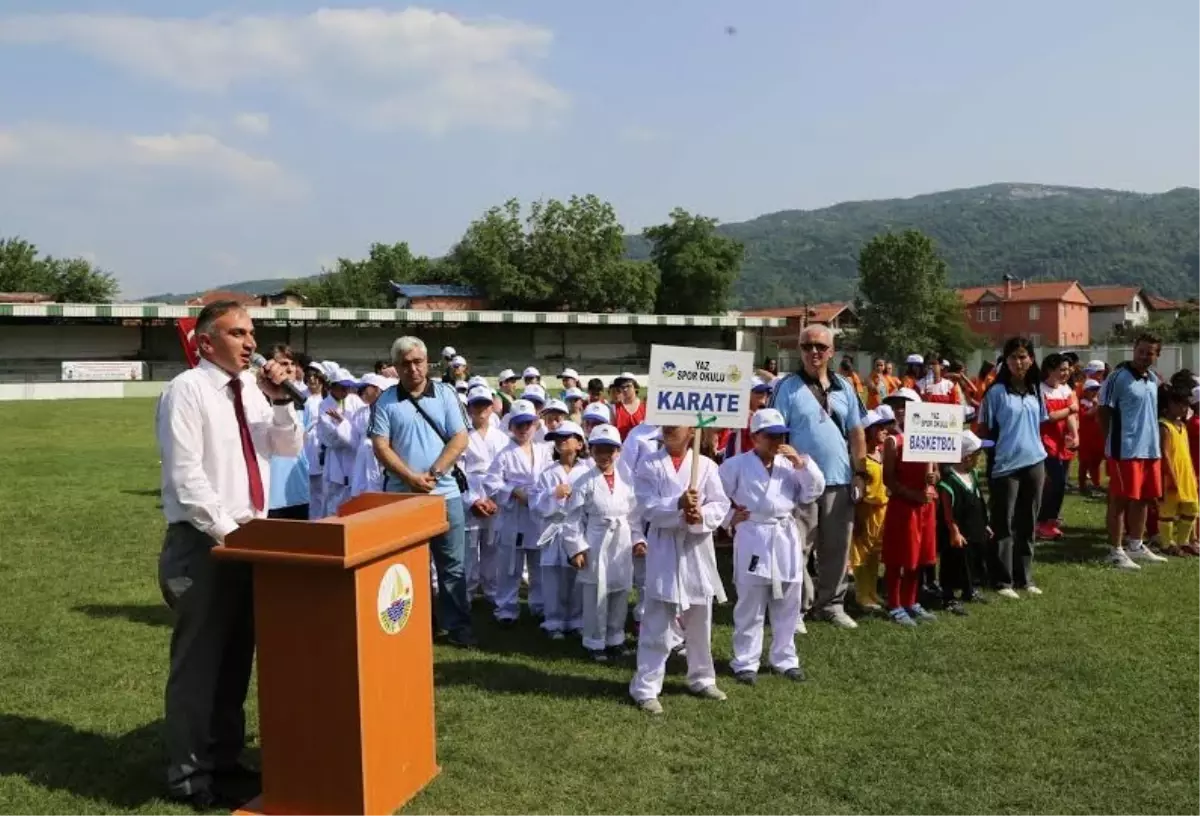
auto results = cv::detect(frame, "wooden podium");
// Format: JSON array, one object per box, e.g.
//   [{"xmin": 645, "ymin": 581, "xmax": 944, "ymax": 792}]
[{"xmin": 212, "ymin": 492, "xmax": 447, "ymax": 815}]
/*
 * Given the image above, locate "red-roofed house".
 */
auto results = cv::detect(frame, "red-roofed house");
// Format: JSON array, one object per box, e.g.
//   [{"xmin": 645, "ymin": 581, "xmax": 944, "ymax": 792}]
[
  {"xmin": 741, "ymin": 301, "xmax": 858, "ymax": 349},
  {"xmin": 184, "ymin": 290, "xmax": 259, "ymax": 308},
  {"xmin": 1145, "ymin": 293, "xmax": 1186, "ymax": 320},
  {"xmin": 958, "ymin": 278, "xmax": 1091, "ymax": 347},
  {"xmin": 1082, "ymin": 285, "xmax": 1150, "ymax": 339}
]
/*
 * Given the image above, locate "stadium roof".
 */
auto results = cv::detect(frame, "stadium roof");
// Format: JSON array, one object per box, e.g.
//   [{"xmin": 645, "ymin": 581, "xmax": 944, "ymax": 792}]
[{"xmin": 0, "ymin": 302, "xmax": 786, "ymax": 328}]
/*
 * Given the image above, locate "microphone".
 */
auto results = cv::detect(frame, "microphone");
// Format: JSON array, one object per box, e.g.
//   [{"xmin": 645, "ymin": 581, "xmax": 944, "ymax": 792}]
[{"xmin": 250, "ymin": 353, "xmax": 307, "ymax": 408}]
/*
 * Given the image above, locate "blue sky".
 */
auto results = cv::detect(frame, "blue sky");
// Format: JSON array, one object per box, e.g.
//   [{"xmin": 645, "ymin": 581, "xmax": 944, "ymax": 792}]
[{"xmin": 0, "ymin": 0, "xmax": 1195, "ymax": 297}]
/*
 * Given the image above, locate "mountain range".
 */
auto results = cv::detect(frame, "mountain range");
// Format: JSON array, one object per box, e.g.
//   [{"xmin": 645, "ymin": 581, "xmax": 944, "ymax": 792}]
[{"xmin": 142, "ymin": 183, "xmax": 1199, "ymax": 309}]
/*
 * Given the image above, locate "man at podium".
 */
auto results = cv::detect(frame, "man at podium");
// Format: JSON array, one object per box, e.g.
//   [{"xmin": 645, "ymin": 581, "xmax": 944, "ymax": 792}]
[
  {"xmin": 156, "ymin": 300, "xmax": 303, "ymax": 810},
  {"xmin": 370, "ymin": 336, "xmax": 477, "ymax": 648}
]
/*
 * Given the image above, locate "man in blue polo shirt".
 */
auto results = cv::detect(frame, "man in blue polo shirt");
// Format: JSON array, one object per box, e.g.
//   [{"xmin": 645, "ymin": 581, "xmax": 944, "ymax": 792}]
[
  {"xmin": 370, "ymin": 335, "xmax": 475, "ymax": 647},
  {"xmin": 771, "ymin": 324, "xmax": 867, "ymax": 629},
  {"xmin": 1099, "ymin": 333, "xmax": 1166, "ymax": 570}
]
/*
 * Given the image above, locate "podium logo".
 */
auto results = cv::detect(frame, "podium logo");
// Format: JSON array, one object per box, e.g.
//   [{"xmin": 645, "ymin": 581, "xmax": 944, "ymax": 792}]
[{"xmin": 377, "ymin": 564, "xmax": 414, "ymax": 635}]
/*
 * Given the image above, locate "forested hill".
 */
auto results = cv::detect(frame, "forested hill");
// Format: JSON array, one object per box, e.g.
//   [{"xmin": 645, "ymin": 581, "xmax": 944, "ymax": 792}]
[{"xmin": 626, "ymin": 183, "xmax": 1200, "ymax": 308}]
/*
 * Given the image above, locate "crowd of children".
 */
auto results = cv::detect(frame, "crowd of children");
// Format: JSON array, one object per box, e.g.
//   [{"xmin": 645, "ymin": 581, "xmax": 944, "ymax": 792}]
[{"xmin": 274, "ymin": 342, "xmax": 1199, "ymax": 716}]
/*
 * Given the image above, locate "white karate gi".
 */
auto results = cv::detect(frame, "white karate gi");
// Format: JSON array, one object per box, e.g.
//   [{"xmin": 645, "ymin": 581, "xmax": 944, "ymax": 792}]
[
  {"xmin": 719, "ymin": 451, "xmax": 825, "ymax": 675},
  {"xmin": 316, "ymin": 393, "xmax": 366, "ymax": 517},
  {"xmin": 461, "ymin": 424, "xmax": 510, "ymax": 603},
  {"xmin": 621, "ymin": 423, "xmax": 661, "ymax": 624},
  {"xmin": 575, "ymin": 463, "xmax": 638, "ymax": 651},
  {"xmin": 303, "ymin": 393, "xmax": 326, "ymax": 517},
  {"xmin": 486, "ymin": 440, "xmax": 553, "ymax": 621},
  {"xmin": 531, "ymin": 460, "xmax": 590, "ymax": 634},
  {"xmin": 349, "ymin": 407, "xmax": 383, "ymax": 498},
  {"xmin": 629, "ymin": 448, "xmax": 731, "ymax": 703}
]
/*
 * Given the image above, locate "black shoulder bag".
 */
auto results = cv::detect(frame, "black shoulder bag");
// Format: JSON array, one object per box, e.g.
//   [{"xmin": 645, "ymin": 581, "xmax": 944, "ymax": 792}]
[{"xmin": 405, "ymin": 390, "xmax": 470, "ymax": 493}]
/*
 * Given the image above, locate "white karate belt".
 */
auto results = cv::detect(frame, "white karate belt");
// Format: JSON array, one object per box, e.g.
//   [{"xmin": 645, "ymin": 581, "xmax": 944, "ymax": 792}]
[
  {"xmin": 592, "ymin": 515, "xmax": 628, "ymax": 631},
  {"xmin": 662, "ymin": 520, "xmax": 728, "ymax": 611},
  {"xmin": 745, "ymin": 512, "xmax": 798, "ymax": 601}
]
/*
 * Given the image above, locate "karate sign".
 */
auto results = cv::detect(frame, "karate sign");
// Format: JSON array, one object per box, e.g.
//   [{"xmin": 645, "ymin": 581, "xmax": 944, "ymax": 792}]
[
  {"xmin": 903, "ymin": 402, "xmax": 965, "ymax": 463},
  {"xmin": 645, "ymin": 344, "xmax": 754, "ymax": 430}
]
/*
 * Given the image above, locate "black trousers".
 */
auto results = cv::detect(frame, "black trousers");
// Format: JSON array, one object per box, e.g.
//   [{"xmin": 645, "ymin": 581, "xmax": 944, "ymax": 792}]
[
  {"xmin": 940, "ymin": 540, "xmax": 984, "ymax": 599},
  {"xmin": 268, "ymin": 503, "xmax": 309, "ymax": 520},
  {"xmin": 988, "ymin": 462, "xmax": 1046, "ymax": 589},
  {"xmin": 158, "ymin": 523, "xmax": 255, "ymax": 797}
]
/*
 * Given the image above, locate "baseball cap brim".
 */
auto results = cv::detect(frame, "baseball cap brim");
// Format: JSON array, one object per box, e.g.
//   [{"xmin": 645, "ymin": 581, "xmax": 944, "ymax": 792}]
[
  {"xmin": 755, "ymin": 424, "xmax": 789, "ymax": 436},
  {"xmin": 508, "ymin": 412, "xmax": 537, "ymax": 424}
]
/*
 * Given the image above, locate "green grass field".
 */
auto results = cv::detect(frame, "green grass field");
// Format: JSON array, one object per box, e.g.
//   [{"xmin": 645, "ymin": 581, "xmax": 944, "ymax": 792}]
[{"xmin": 1, "ymin": 398, "xmax": 1197, "ymax": 815}]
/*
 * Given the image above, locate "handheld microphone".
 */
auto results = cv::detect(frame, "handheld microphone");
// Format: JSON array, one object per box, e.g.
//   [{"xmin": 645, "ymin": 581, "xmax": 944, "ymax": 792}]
[{"xmin": 250, "ymin": 353, "xmax": 307, "ymax": 408}]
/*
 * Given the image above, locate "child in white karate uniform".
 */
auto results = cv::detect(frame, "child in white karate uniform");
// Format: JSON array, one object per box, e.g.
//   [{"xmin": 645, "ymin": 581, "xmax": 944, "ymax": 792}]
[
  {"xmin": 629, "ymin": 425, "xmax": 731, "ymax": 715},
  {"xmin": 461, "ymin": 385, "xmax": 510, "ymax": 604},
  {"xmin": 531, "ymin": 420, "xmax": 591, "ymax": 638},
  {"xmin": 317, "ymin": 368, "xmax": 366, "ymax": 517},
  {"xmin": 486, "ymin": 399, "xmax": 553, "ymax": 624},
  {"xmin": 571, "ymin": 424, "xmax": 641, "ymax": 661},
  {"xmin": 349, "ymin": 373, "xmax": 393, "ymax": 497},
  {"xmin": 719, "ymin": 408, "xmax": 826, "ymax": 685}
]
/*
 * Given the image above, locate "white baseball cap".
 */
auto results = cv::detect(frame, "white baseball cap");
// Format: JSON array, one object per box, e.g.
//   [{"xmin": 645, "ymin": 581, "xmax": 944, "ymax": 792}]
[
  {"xmin": 885, "ymin": 387, "xmax": 922, "ymax": 403},
  {"xmin": 498, "ymin": 368, "xmax": 519, "ymax": 383},
  {"xmin": 523, "ymin": 366, "xmax": 541, "ymax": 379},
  {"xmin": 563, "ymin": 387, "xmax": 585, "ymax": 401},
  {"xmin": 1084, "ymin": 359, "xmax": 1105, "ymax": 373},
  {"xmin": 542, "ymin": 398, "xmax": 569, "ymax": 415},
  {"xmin": 964, "ymin": 404, "xmax": 977, "ymax": 421},
  {"xmin": 333, "ymin": 368, "xmax": 358, "ymax": 387},
  {"xmin": 455, "ymin": 380, "xmax": 469, "ymax": 392},
  {"xmin": 305, "ymin": 360, "xmax": 325, "ymax": 374},
  {"xmin": 441, "ymin": 346, "xmax": 456, "ymax": 360},
  {"xmin": 961, "ymin": 430, "xmax": 995, "ymax": 457},
  {"xmin": 588, "ymin": 423, "xmax": 622, "ymax": 448},
  {"xmin": 320, "ymin": 360, "xmax": 341, "ymax": 380},
  {"xmin": 582, "ymin": 402, "xmax": 612, "ymax": 424},
  {"xmin": 359, "ymin": 373, "xmax": 392, "ymax": 391},
  {"xmin": 450, "ymin": 355, "xmax": 466, "ymax": 368},
  {"xmin": 559, "ymin": 368, "xmax": 580, "ymax": 380},
  {"xmin": 905, "ymin": 353, "xmax": 924, "ymax": 365},
  {"xmin": 874, "ymin": 404, "xmax": 896, "ymax": 424},
  {"xmin": 521, "ymin": 383, "xmax": 546, "ymax": 404},
  {"xmin": 750, "ymin": 408, "xmax": 789, "ymax": 436},
  {"xmin": 545, "ymin": 419, "xmax": 585, "ymax": 442},
  {"xmin": 508, "ymin": 399, "xmax": 538, "ymax": 424},
  {"xmin": 466, "ymin": 385, "xmax": 494, "ymax": 406},
  {"xmin": 750, "ymin": 376, "xmax": 772, "ymax": 393},
  {"xmin": 613, "ymin": 372, "xmax": 638, "ymax": 386},
  {"xmin": 468, "ymin": 375, "xmax": 488, "ymax": 389},
  {"xmin": 1084, "ymin": 378, "xmax": 1101, "ymax": 391}
]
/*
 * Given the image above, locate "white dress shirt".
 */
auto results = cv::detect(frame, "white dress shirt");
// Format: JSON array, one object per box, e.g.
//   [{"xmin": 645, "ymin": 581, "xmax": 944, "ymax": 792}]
[{"xmin": 157, "ymin": 358, "xmax": 303, "ymax": 540}]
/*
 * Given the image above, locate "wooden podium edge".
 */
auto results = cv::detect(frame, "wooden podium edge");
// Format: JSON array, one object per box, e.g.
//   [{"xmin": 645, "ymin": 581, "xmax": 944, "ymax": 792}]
[
  {"xmin": 231, "ymin": 764, "xmax": 444, "ymax": 815},
  {"xmin": 212, "ymin": 521, "xmax": 449, "ymax": 570}
]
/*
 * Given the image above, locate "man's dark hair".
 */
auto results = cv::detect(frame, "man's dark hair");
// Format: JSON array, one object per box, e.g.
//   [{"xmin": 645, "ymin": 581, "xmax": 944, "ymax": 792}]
[
  {"xmin": 1134, "ymin": 332, "xmax": 1163, "ymax": 351},
  {"xmin": 374, "ymin": 359, "xmax": 388, "ymax": 374},
  {"xmin": 295, "ymin": 352, "xmax": 313, "ymax": 371},
  {"xmin": 194, "ymin": 300, "xmax": 246, "ymax": 338},
  {"xmin": 269, "ymin": 342, "xmax": 294, "ymax": 362}
]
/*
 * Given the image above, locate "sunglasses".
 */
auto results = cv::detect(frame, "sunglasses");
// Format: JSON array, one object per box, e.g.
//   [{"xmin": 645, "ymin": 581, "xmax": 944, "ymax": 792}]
[{"xmin": 800, "ymin": 342, "xmax": 830, "ymax": 353}]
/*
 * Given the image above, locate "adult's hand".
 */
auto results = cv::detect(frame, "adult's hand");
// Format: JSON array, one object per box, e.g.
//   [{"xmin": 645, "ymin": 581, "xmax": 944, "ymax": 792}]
[
  {"xmin": 408, "ymin": 472, "xmax": 438, "ymax": 493},
  {"xmin": 258, "ymin": 359, "xmax": 289, "ymax": 400}
]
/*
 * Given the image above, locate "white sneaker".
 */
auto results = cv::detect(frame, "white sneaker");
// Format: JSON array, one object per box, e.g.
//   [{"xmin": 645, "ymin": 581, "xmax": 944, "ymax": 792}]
[
  {"xmin": 996, "ymin": 588, "xmax": 1021, "ymax": 600},
  {"xmin": 636, "ymin": 698, "xmax": 663, "ymax": 715},
  {"xmin": 824, "ymin": 609, "xmax": 859, "ymax": 629},
  {"xmin": 1023, "ymin": 585, "xmax": 1043, "ymax": 596},
  {"xmin": 692, "ymin": 685, "xmax": 727, "ymax": 701},
  {"xmin": 1128, "ymin": 544, "xmax": 1168, "ymax": 563},
  {"xmin": 795, "ymin": 617, "xmax": 808, "ymax": 635},
  {"xmin": 1108, "ymin": 548, "xmax": 1141, "ymax": 570}
]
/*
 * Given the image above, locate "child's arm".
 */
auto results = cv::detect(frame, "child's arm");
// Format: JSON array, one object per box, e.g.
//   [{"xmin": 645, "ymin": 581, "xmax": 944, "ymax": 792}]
[
  {"xmin": 694, "ymin": 463, "xmax": 733, "ymax": 533},
  {"xmin": 938, "ymin": 485, "xmax": 965, "ymax": 547}
]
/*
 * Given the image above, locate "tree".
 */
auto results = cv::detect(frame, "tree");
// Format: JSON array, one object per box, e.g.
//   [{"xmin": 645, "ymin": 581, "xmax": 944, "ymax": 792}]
[
  {"xmin": 857, "ymin": 229, "xmax": 983, "ymax": 361},
  {"xmin": 0, "ymin": 236, "xmax": 119, "ymax": 302},
  {"xmin": 446, "ymin": 195, "xmax": 658, "ymax": 312},
  {"xmin": 296, "ymin": 241, "xmax": 441, "ymax": 307},
  {"xmin": 643, "ymin": 209, "xmax": 743, "ymax": 315}
]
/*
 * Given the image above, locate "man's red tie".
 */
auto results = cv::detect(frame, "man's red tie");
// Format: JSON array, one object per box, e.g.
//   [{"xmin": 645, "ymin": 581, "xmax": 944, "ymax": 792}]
[{"xmin": 229, "ymin": 377, "xmax": 265, "ymax": 512}]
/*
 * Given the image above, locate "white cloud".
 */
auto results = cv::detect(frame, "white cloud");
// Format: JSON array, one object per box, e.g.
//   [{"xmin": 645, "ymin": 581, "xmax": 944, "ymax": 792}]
[
  {"xmin": 618, "ymin": 125, "xmax": 666, "ymax": 144},
  {"xmin": 0, "ymin": 122, "xmax": 304, "ymax": 198},
  {"xmin": 0, "ymin": 8, "xmax": 569, "ymax": 133},
  {"xmin": 233, "ymin": 112, "xmax": 270, "ymax": 136}
]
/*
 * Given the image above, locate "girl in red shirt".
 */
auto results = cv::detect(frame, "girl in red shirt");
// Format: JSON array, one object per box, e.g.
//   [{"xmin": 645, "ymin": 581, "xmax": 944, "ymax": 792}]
[
  {"xmin": 920, "ymin": 356, "xmax": 961, "ymax": 405},
  {"xmin": 1077, "ymin": 379, "xmax": 1105, "ymax": 495},
  {"xmin": 1036, "ymin": 354, "xmax": 1078, "ymax": 541},
  {"xmin": 881, "ymin": 390, "xmax": 938, "ymax": 627}
]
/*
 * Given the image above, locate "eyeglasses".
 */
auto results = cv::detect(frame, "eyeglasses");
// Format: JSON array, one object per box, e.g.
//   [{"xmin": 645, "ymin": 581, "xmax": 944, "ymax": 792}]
[{"xmin": 800, "ymin": 342, "xmax": 830, "ymax": 353}]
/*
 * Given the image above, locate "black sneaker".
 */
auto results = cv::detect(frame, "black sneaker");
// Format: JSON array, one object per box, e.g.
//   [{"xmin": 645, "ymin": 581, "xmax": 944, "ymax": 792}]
[
  {"xmin": 448, "ymin": 629, "xmax": 478, "ymax": 649},
  {"xmin": 780, "ymin": 666, "xmax": 806, "ymax": 682},
  {"xmin": 734, "ymin": 670, "xmax": 757, "ymax": 686},
  {"xmin": 945, "ymin": 600, "xmax": 968, "ymax": 617}
]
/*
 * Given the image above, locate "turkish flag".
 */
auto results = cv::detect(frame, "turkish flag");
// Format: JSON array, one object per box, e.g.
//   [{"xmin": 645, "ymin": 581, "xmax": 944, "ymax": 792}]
[{"xmin": 175, "ymin": 318, "xmax": 200, "ymax": 368}]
